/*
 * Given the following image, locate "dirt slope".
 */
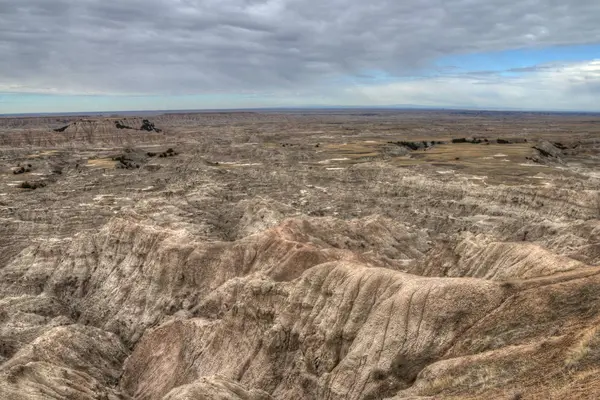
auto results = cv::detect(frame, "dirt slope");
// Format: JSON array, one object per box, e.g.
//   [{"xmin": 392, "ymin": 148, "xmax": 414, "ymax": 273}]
[{"xmin": 2, "ymin": 212, "xmax": 600, "ymax": 399}]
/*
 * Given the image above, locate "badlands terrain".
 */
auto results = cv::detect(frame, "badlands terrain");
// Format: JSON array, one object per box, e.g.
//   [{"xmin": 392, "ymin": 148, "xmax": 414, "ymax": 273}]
[{"xmin": 0, "ymin": 110, "xmax": 599, "ymax": 399}]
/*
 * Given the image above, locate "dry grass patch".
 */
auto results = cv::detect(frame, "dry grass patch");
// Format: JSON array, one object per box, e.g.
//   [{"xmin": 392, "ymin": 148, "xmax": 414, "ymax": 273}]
[
  {"xmin": 565, "ymin": 326, "xmax": 600, "ymax": 370},
  {"xmin": 86, "ymin": 158, "xmax": 117, "ymax": 169},
  {"xmin": 27, "ymin": 150, "xmax": 59, "ymax": 158},
  {"xmin": 323, "ymin": 142, "xmax": 382, "ymax": 159}
]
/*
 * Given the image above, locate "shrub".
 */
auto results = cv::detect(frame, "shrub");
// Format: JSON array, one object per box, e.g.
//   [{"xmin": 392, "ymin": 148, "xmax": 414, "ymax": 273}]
[
  {"xmin": 20, "ymin": 181, "xmax": 46, "ymax": 190},
  {"xmin": 372, "ymin": 368, "xmax": 387, "ymax": 380}
]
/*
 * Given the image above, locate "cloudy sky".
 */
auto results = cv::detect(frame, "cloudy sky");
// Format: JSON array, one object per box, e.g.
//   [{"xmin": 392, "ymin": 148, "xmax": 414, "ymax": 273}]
[{"xmin": 1, "ymin": 0, "xmax": 600, "ymax": 113}]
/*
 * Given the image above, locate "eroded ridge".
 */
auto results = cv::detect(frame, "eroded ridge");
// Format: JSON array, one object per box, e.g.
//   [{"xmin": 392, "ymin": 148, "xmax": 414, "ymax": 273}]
[{"xmin": 1, "ymin": 110, "xmax": 600, "ymax": 399}]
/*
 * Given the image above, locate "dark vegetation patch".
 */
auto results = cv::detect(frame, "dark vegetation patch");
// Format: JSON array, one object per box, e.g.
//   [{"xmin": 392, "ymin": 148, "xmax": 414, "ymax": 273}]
[
  {"xmin": 114, "ymin": 155, "xmax": 140, "ymax": 169},
  {"xmin": 112, "ymin": 148, "xmax": 146, "ymax": 169},
  {"xmin": 115, "ymin": 121, "xmax": 135, "ymax": 130},
  {"xmin": 388, "ymin": 140, "xmax": 445, "ymax": 151},
  {"xmin": 12, "ymin": 163, "xmax": 33, "ymax": 174},
  {"xmin": 140, "ymin": 119, "xmax": 162, "ymax": 132},
  {"xmin": 147, "ymin": 148, "xmax": 178, "ymax": 158},
  {"xmin": 452, "ymin": 137, "xmax": 485, "ymax": 144},
  {"xmin": 112, "ymin": 146, "xmax": 176, "ymax": 169},
  {"xmin": 20, "ymin": 180, "xmax": 46, "ymax": 190},
  {"xmin": 553, "ymin": 142, "xmax": 569, "ymax": 150},
  {"xmin": 53, "ymin": 124, "xmax": 70, "ymax": 132},
  {"xmin": 549, "ymin": 283, "xmax": 600, "ymax": 318},
  {"xmin": 451, "ymin": 137, "xmax": 527, "ymax": 144}
]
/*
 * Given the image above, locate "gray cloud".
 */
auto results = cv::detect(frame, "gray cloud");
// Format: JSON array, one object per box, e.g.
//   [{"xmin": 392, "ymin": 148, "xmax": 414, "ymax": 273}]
[{"xmin": 1, "ymin": 0, "xmax": 600, "ymax": 95}]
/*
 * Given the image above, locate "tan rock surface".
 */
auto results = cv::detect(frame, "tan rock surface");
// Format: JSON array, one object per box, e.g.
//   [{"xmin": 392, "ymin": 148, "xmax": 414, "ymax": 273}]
[{"xmin": 1, "ymin": 111, "xmax": 600, "ymax": 399}]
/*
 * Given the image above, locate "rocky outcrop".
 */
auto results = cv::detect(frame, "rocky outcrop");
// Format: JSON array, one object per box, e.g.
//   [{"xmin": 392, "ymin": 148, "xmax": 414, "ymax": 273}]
[
  {"xmin": 413, "ymin": 234, "xmax": 589, "ymax": 280},
  {"xmin": 163, "ymin": 376, "xmax": 273, "ymax": 400},
  {"xmin": 2, "ymin": 211, "xmax": 599, "ymax": 399},
  {"xmin": 0, "ymin": 324, "xmax": 129, "ymax": 400},
  {"xmin": 532, "ymin": 140, "xmax": 564, "ymax": 161},
  {"xmin": 122, "ymin": 261, "xmax": 505, "ymax": 400},
  {"xmin": 0, "ymin": 215, "xmax": 427, "ymax": 345}
]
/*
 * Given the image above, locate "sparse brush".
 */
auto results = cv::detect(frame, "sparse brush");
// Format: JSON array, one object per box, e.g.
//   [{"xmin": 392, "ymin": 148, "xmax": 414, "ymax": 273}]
[
  {"xmin": 565, "ymin": 327, "xmax": 600, "ymax": 370},
  {"xmin": 509, "ymin": 391, "xmax": 523, "ymax": 400},
  {"xmin": 19, "ymin": 180, "xmax": 47, "ymax": 190},
  {"xmin": 371, "ymin": 368, "xmax": 387, "ymax": 380}
]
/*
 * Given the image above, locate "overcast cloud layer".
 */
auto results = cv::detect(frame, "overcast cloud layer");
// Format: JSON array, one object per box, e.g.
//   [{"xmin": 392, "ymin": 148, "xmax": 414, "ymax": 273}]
[{"xmin": 1, "ymin": 0, "xmax": 600, "ymax": 110}]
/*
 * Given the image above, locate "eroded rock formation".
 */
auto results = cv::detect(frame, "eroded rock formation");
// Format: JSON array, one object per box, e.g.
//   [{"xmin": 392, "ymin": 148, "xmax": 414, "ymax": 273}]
[{"xmin": 1, "ymin": 111, "xmax": 600, "ymax": 399}]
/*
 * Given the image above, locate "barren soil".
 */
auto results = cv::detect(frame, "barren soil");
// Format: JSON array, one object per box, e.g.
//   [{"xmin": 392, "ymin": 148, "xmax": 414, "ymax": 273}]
[{"xmin": 1, "ymin": 110, "xmax": 600, "ymax": 399}]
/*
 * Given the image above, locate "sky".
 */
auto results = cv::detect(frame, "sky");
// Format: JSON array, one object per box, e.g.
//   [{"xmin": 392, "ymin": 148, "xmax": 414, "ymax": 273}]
[{"xmin": 1, "ymin": 0, "xmax": 600, "ymax": 114}]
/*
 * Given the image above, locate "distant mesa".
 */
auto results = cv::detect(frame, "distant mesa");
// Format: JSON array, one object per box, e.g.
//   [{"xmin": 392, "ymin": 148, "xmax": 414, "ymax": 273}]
[{"xmin": 53, "ymin": 118, "xmax": 162, "ymax": 133}]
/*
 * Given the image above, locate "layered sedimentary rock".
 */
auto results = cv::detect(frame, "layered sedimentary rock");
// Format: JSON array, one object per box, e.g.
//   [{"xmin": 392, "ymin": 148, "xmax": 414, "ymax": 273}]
[{"xmin": 1, "ymin": 111, "xmax": 600, "ymax": 399}]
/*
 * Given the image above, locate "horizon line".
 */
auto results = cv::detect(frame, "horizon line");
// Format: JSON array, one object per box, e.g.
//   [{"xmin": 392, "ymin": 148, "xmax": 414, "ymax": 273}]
[{"xmin": 2, "ymin": 105, "xmax": 600, "ymax": 118}]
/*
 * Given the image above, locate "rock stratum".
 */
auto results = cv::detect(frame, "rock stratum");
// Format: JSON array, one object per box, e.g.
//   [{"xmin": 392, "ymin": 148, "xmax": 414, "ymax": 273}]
[{"xmin": 1, "ymin": 110, "xmax": 600, "ymax": 399}]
